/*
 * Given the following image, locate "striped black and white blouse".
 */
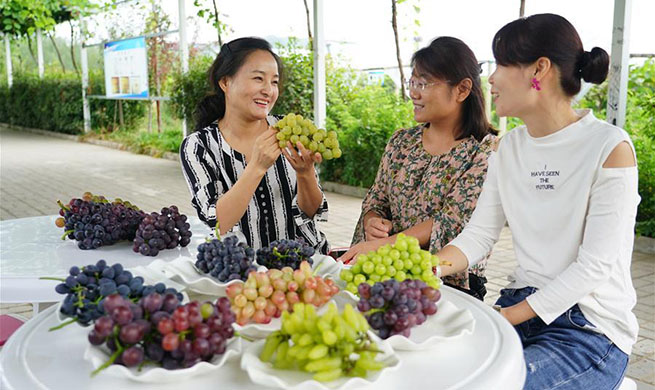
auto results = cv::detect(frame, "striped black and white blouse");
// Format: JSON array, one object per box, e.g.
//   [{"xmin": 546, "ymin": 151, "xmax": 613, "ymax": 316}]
[{"xmin": 180, "ymin": 116, "xmax": 330, "ymax": 254}]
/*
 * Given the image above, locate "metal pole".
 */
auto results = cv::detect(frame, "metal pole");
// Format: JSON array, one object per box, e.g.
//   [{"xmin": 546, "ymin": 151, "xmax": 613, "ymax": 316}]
[
  {"xmin": 313, "ymin": 0, "xmax": 326, "ymax": 128},
  {"xmin": 179, "ymin": 0, "xmax": 189, "ymax": 137},
  {"xmin": 80, "ymin": 18, "xmax": 91, "ymax": 133},
  {"xmin": 4, "ymin": 35, "xmax": 12, "ymax": 88},
  {"xmin": 37, "ymin": 28, "xmax": 44, "ymax": 78},
  {"xmin": 484, "ymin": 61, "xmax": 492, "ymax": 123},
  {"xmin": 499, "ymin": 116, "xmax": 507, "ymax": 135},
  {"xmin": 606, "ymin": 0, "xmax": 632, "ymax": 128}
]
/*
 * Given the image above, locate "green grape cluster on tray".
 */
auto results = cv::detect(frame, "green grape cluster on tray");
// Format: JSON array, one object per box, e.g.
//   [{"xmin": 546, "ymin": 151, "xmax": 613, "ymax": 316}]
[
  {"xmin": 274, "ymin": 113, "xmax": 342, "ymax": 160},
  {"xmin": 339, "ymin": 233, "xmax": 442, "ymax": 295},
  {"xmin": 259, "ymin": 302, "xmax": 386, "ymax": 382}
]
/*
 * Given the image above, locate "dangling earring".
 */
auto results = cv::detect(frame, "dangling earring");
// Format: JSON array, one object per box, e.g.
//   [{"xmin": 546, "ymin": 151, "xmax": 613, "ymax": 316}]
[{"xmin": 531, "ymin": 78, "xmax": 541, "ymax": 91}]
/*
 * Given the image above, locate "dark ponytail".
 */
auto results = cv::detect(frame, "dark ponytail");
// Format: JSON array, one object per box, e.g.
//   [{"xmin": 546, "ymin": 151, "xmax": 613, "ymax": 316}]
[
  {"xmin": 194, "ymin": 37, "xmax": 284, "ymax": 131},
  {"xmin": 492, "ymin": 13, "xmax": 609, "ymax": 96},
  {"xmin": 412, "ymin": 36, "xmax": 497, "ymax": 141}
]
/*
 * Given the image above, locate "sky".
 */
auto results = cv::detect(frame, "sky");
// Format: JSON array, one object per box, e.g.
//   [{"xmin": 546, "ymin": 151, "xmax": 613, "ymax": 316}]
[{"xmin": 63, "ymin": 0, "xmax": 655, "ymax": 74}]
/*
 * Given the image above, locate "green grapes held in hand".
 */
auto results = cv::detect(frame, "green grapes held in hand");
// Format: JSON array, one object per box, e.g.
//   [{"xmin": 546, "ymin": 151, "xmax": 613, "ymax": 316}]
[{"xmin": 274, "ymin": 113, "xmax": 342, "ymax": 160}]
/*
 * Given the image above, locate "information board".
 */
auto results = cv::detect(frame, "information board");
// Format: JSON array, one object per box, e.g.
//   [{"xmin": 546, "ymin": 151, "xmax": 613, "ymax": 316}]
[{"xmin": 103, "ymin": 37, "xmax": 149, "ymax": 98}]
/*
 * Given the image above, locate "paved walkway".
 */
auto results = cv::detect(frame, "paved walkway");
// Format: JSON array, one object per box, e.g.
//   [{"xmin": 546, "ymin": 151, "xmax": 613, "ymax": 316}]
[{"xmin": 1, "ymin": 125, "xmax": 653, "ymax": 386}]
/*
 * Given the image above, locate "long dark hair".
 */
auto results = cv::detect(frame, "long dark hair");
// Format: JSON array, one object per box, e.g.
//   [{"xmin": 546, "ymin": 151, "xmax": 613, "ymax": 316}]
[
  {"xmin": 194, "ymin": 37, "xmax": 284, "ymax": 131},
  {"xmin": 411, "ymin": 36, "xmax": 496, "ymax": 141},
  {"xmin": 492, "ymin": 13, "xmax": 609, "ymax": 96}
]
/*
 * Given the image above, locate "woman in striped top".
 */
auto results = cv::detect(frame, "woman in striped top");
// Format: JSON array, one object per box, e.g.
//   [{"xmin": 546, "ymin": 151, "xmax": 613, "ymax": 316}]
[{"xmin": 180, "ymin": 37, "xmax": 329, "ymax": 253}]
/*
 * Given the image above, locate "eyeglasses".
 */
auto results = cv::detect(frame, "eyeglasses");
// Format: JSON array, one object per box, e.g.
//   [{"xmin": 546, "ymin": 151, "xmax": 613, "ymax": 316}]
[{"xmin": 404, "ymin": 78, "xmax": 451, "ymax": 91}]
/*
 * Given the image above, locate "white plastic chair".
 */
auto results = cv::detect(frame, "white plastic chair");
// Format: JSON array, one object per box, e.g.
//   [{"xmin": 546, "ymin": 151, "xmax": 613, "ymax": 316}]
[{"xmin": 618, "ymin": 377, "xmax": 637, "ymax": 390}]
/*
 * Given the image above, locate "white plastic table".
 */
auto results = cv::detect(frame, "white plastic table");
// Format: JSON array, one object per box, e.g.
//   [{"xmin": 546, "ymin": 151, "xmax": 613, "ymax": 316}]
[
  {"xmin": 0, "ymin": 286, "xmax": 526, "ymax": 389},
  {"xmin": 0, "ymin": 215, "xmax": 212, "ymax": 305}
]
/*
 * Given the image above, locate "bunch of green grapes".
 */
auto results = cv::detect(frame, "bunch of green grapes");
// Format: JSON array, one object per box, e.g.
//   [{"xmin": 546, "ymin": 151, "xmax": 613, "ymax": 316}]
[
  {"xmin": 339, "ymin": 233, "xmax": 442, "ymax": 295},
  {"xmin": 259, "ymin": 302, "xmax": 386, "ymax": 382},
  {"xmin": 274, "ymin": 113, "xmax": 342, "ymax": 160}
]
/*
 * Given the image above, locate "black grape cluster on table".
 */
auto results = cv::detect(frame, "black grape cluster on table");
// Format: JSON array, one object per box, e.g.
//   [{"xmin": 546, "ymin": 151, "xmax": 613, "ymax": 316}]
[
  {"xmin": 195, "ymin": 235, "xmax": 258, "ymax": 282},
  {"xmin": 53, "ymin": 259, "xmax": 184, "ymax": 327},
  {"xmin": 133, "ymin": 206, "xmax": 193, "ymax": 257},
  {"xmin": 55, "ymin": 192, "xmax": 192, "ymax": 257},
  {"xmin": 56, "ymin": 193, "xmax": 144, "ymax": 250},
  {"xmin": 255, "ymin": 238, "xmax": 315, "ymax": 270},
  {"xmin": 87, "ymin": 294, "xmax": 236, "ymax": 372},
  {"xmin": 356, "ymin": 279, "xmax": 441, "ymax": 339}
]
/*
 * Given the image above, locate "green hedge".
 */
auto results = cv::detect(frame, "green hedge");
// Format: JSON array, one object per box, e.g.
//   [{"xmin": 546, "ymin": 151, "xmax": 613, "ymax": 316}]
[
  {"xmin": 0, "ymin": 72, "xmax": 145, "ymax": 134},
  {"xmin": 578, "ymin": 59, "xmax": 655, "ymax": 237}
]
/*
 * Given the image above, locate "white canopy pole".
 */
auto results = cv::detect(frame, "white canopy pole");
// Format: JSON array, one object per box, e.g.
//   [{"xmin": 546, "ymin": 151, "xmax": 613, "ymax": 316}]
[
  {"xmin": 4, "ymin": 35, "xmax": 12, "ymax": 88},
  {"xmin": 179, "ymin": 0, "xmax": 189, "ymax": 136},
  {"xmin": 80, "ymin": 17, "xmax": 91, "ymax": 133},
  {"xmin": 484, "ymin": 61, "xmax": 492, "ymax": 122},
  {"xmin": 313, "ymin": 0, "xmax": 326, "ymax": 129},
  {"xmin": 606, "ymin": 0, "xmax": 632, "ymax": 128},
  {"xmin": 37, "ymin": 28, "xmax": 44, "ymax": 78}
]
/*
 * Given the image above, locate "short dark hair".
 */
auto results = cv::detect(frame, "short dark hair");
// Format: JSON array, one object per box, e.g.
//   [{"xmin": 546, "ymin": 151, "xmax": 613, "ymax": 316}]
[
  {"xmin": 492, "ymin": 13, "xmax": 609, "ymax": 96},
  {"xmin": 411, "ymin": 36, "xmax": 497, "ymax": 141},
  {"xmin": 194, "ymin": 37, "xmax": 284, "ymax": 131}
]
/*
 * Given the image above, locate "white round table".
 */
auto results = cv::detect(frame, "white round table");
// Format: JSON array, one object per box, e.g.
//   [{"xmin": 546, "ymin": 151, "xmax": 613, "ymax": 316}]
[
  {"xmin": 0, "ymin": 215, "xmax": 212, "ymax": 304},
  {"xmin": 0, "ymin": 287, "xmax": 526, "ymax": 389}
]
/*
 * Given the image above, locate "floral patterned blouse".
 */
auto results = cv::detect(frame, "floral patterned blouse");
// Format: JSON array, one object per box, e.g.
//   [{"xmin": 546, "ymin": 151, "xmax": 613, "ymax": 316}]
[{"xmin": 352, "ymin": 125, "xmax": 497, "ymax": 289}]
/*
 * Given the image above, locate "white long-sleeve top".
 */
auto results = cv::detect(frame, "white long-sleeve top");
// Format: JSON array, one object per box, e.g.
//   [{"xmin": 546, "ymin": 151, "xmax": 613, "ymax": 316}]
[{"xmin": 449, "ymin": 110, "xmax": 640, "ymax": 354}]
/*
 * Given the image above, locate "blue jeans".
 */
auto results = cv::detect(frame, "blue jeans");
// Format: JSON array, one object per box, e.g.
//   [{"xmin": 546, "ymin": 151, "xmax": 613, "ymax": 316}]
[{"xmin": 496, "ymin": 287, "xmax": 629, "ymax": 390}]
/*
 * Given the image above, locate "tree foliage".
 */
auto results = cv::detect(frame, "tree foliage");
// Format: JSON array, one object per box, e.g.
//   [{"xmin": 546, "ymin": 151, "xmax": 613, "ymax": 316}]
[{"xmin": 0, "ymin": 0, "xmax": 100, "ymax": 38}]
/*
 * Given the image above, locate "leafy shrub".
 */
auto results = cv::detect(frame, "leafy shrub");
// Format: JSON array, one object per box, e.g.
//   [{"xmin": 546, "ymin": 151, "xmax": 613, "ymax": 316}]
[
  {"xmin": 0, "ymin": 72, "xmax": 145, "ymax": 134},
  {"xmin": 323, "ymin": 82, "xmax": 415, "ymax": 187},
  {"xmin": 170, "ymin": 55, "xmax": 214, "ymax": 128},
  {"xmin": 578, "ymin": 59, "xmax": 655, "ymax": 237}
]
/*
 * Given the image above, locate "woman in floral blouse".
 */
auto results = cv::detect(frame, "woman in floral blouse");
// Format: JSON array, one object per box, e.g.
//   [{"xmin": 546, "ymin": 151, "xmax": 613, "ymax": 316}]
[{"xmin": 338, "ymin": 37, "xmax": 497, "ymax": 299}]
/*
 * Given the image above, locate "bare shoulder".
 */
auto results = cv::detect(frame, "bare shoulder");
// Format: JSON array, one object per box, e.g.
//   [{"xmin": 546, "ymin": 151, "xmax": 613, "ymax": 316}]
[{"xmin": 603, "ymin": 141, "xmax": 636, "ymax": 168}]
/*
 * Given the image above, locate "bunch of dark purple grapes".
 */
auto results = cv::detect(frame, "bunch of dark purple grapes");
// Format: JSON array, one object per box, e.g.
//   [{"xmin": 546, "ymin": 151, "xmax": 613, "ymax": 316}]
[
  {"xmin": 356, "ymin": 279, "xmax": 441, "ymax": 339},
  {"xmin": 255, "ymin": 238, "xmax": 315, "ymax": 270},
  {"xmin": 195, "ymin": 235, "xmax": 258, "ymax": 282},
  {"xmin": 87, "ymin": 293, "xmax": 235, "ymax": 374},
  {"xmin": 56, "ymin": 192, "xmax": 145, "ymax": 250},
  {"xmin": 52, "ymin": 259, "xmax": 184, "ymax": 328},
  {"xmin": 133, "ymin": 206, "xmax": 192, "ymax": 257}
]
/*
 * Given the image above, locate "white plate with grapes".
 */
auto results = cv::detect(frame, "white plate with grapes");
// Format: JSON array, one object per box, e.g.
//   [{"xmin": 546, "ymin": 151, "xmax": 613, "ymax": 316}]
[
  {"xmin": 83, "ymin": 336, "xmax": 242, "ymax": 383},
  {"xmin": 148, "ymin": 253, "xmax": 342, "ymax": 298},
  {"xmin": 54, "ymin": 273, "xmax": 188, "ymax": 327},
  {"xmin": 240, "ymin": 333, "xmax": 400, "ymax": 390},
  {"xmin": 383, "ymin": 299, "xmax": 475, "ymax": 350},
  {"xmin": 332, "ymin": 281, "xmax": 476, "ymax": 351},
  {"xmin": 146, "ymin": 257, "xmax": 258, "ymax": 297},
  {"xmin": 233, "ymin": 291, "xmax": 354, "ymax": 340},
  {"xmin": 306, "ymin": 254, "xmax": 343, "ymax": 280}
]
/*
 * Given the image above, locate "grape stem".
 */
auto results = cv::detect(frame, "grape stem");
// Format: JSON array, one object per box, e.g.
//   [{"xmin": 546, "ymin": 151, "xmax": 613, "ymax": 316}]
[
  {"xmin": 90, "ymin": 345, "xmax": 123, "ymax": 377},
  {"xmin": 48, "ymin": 317, "xmax": 77, "ymax": 331},
  {"xmin": 60, "ymin": 229, "xmax": 74, "ymax": 240},
  {"xmin": 214, "ymin": 221, "xmax": 221, "ymax": 241},
  {"xmin": 56, "ymin": 199, "xmax": 70, "ymax": 211},
  {"xmin": 357, "ymin": 346, "xmax": 383, "ymax": 354},
  {"xmin": 234, "ymin": 331, "xmax": 255, "ymax": 342},
  {"xmin": 312, "ymin": 262, "xmax": 324, "ymax": 276},
  {"xmin": 39, "ymin": 276, "xmax": 66, "ymax": 282},
  {"xmin": 76, "ymin": 289, "xmax": 85, "ymax": 308}
]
